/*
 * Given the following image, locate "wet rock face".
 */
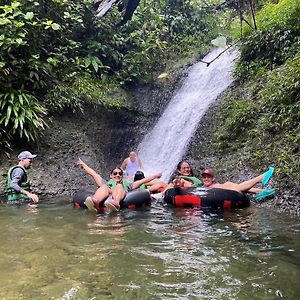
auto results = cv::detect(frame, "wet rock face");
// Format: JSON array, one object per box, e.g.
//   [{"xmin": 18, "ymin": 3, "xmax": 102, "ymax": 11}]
[
  {"xmin": 0, "ymin": 75, "xmax": 299, "ymax": 216},
  {"xmin": 0, "ymin": 83, "xmax": 176, "ymax": 199}
]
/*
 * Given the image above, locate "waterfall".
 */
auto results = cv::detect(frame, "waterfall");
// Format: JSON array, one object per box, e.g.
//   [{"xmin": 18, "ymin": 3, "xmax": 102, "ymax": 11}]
[{"xmin": 137, "ymin": 48, "xmax": 239, "ymax": 181}]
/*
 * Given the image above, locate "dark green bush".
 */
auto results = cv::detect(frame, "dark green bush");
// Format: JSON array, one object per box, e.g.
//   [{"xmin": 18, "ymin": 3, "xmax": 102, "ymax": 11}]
[
  {"xmin": 236, "ymin": 0, "xmax": 300, "ymax": 79},
  {"xmin": 0, "ymin": 89, "xmax": 47, "ymax": 141},
  {"xmin": 46, "ymin": 73, "xmax": 127, "ymax": 113}
]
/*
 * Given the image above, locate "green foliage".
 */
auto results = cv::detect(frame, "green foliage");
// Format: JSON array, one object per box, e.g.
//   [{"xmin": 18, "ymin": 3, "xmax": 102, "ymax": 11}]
[
  {"xmin": 0, "ymin": 0, "xmax": 86, "ymax": 89},
  {"xmin": 0, "ymin": 0, "xmax": 219, "ymax": 146},
  {"xmin": 214, "ymin": 92, "xmax": 258, "ymax": 149},
  {"xmin": 0, "ymin": 89, "xmax": 47, "ymax": 141},
  {"xmin": 215, "ymin": 51, "xmax": 300, "ymax": 183},
  {"xmin": 258, "ymin": 53, "xmax": 300, "ymax": 133},
  {"xmin": 46, "ymin": 73, "xmax": 127, "ymax": 113},
  {"xmin": 236, "ymin": 0, "xmax": 300, "ymax": 79}
]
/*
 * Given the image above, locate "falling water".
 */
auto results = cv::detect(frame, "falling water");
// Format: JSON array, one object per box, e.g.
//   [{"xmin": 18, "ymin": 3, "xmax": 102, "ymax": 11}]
[{"xmin": 137, "ymin": 47, "xmax": 239, "ymax": 181}]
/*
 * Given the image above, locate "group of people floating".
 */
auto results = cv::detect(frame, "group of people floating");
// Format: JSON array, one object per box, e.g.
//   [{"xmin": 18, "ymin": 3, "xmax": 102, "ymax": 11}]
[{"xmin": 6, "ymin": 150, "xmax": 276, "ymax": 211}]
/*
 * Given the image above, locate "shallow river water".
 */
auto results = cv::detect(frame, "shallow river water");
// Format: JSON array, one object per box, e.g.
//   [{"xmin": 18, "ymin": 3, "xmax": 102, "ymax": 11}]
[{"xmin": 0, "ymin": 199, "xmax": 299, "ymax": 300}]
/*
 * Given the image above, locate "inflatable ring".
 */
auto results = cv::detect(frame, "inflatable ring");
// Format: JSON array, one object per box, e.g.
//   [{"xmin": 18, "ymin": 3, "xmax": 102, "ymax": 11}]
[
  {"xmin": 164, "ymin": 187, "xmax": 250, "ymax": 209},
  {"xmin": 72, "ymin": 189, "xmax": 152, "ymax": 211}
]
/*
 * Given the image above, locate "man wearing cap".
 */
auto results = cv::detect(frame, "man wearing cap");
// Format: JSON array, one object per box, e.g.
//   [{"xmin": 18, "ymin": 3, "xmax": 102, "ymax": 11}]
[
  {"xmin": 6, "ymin": 151, "xmax": 39, "ymax": 204},
  {"xmin": 200, "ymin": 169, "xmax": 218, "ymax": 187},
  {"xmin": 200, "ymin": 167, "xmax": 276, "ymax": 200}
]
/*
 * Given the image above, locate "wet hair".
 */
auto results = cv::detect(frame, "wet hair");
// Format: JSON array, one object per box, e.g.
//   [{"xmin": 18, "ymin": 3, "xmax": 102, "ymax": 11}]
[
  {"xmin": 134, "ymin": 170, "xmax": 145, "ymax": 181},
  {"xmin": 110, "ymin": 167, "xmax": 123, "ymax": 175},
  {"xmin": 176, "ymin": 160, "xmax": 194, "ymax": 176}
]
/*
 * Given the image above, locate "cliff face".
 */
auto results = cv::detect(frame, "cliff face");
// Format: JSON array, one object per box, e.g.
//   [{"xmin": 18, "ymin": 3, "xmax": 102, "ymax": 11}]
[{"xmin": 0, "ymin": 83, "xmax": 177, "ymax": 198}]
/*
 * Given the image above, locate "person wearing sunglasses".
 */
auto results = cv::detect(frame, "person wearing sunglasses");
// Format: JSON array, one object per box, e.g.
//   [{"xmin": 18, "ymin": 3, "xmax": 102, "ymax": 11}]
[
  {"xmin": 77, "ymin": 158, "xmax": 169, "ymax": 211},
  {"xmin": 77, "ymin": 158, "xmax": 130, "ymax": 211}
]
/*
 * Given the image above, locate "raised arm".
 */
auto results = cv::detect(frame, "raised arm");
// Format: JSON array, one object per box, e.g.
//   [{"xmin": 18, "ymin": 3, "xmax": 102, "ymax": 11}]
[
  {"xmin": 132, "ymin": 172, "xmax": 162, "ymax": 190},
  {"xmin": 77, "ymin": 158, "xmax": 103, "ymax": 187}
]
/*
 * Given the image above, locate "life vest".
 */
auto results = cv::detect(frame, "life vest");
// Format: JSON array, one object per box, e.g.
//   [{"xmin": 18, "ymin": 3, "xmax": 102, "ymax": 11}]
[
  {"xmin": 6, "ymin": 166, "xmax": 31, "ymax": 202},
  {"xmin": 107, "ymin": 179, "xmax": 131, "ymax": 192},
  {"xmin": 179, "ymin": 176, "xmax": 202, "ymax": 187}
]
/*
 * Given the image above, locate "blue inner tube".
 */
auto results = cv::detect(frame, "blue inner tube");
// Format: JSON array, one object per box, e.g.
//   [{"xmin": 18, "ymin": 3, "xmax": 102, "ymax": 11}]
[
  {"xmin": 73, "ymin": 189, "xmax": 152, "ymax": 211},
  {"xmin": 164, "ymin": 187, "xmax": 250, "ymax": 209}
]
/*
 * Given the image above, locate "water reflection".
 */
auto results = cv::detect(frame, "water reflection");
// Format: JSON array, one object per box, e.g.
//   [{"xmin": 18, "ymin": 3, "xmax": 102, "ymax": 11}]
[{"xmin": 88, "ymin": 213, "xmax": 128, "ymax": 236}]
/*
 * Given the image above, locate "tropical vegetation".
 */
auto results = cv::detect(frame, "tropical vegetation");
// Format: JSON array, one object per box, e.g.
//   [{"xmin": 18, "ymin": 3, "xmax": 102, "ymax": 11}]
[
  {"xmin": 0, "ymin": 0, "xmax": 218, "ymax": 151},
  {"xmin": 215, "ymin": 0, "xmax": 300, "ymax": 186},
  {"xmin": 1, "ymin": 0, "xmax": 299, "ymax": 188}
]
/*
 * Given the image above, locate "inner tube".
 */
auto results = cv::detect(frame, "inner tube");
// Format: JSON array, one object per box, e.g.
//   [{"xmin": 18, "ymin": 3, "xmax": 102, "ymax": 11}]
[
  {"xmin": 72, "ymin": 189, "xmax": 151, "ymax": 211},
  {"xmin": 164, "ymin": 187, "xmax": 250, "ymax": 209}
]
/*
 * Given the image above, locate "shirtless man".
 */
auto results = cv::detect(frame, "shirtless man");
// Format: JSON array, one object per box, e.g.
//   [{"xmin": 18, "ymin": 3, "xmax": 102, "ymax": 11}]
[{"xmin": 121, "ymin": 151, "xmax": 143, "ymax": 182}]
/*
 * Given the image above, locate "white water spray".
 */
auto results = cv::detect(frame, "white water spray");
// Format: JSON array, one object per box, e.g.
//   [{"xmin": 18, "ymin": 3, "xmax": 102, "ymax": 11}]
[{"xmin": 137, "ymin": 48, "xmax": 239, "ymax": 181}]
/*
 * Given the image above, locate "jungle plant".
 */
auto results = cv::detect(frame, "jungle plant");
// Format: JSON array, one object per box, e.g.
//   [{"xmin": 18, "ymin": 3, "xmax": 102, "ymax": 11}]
[
  {"xmin": 0, "ymin": 89, "xmax": 47, "ymax": 141},
  {"xmin": 236, "ymin": 0, "xmax": 300, "ymax": 79},
  {"xmin": 46, "ymin": 73, "xmax": 127, "ymax": 113}
]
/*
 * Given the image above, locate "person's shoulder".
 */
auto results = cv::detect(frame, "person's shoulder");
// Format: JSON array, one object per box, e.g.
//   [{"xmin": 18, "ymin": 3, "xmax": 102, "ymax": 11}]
[
  {"xmin": 11, "ymin": 166, "xmax": 25, "ymax": 176},
  {"xmin": 121, "ymin": 157, "xmax": 128, "ymax": 167}
]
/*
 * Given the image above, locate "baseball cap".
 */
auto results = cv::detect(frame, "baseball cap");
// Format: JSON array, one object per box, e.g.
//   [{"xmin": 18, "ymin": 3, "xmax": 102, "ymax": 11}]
[
  {"xmin": 201, "ymin": 168, "xmax": 214, "ymax": 177},
  {"xmin": 18, "ymin": 151, "xmax": 37, "ymax": 160}
]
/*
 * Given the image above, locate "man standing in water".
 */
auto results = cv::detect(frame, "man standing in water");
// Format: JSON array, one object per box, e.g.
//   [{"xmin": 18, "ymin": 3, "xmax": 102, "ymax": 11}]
[
  {"xmin": 6, "ymin": 151, "xmax": 39, "ymax": 204},
  {"xmin": 121, "ymin": 151, "xmax": 143, "ymax": 182}
]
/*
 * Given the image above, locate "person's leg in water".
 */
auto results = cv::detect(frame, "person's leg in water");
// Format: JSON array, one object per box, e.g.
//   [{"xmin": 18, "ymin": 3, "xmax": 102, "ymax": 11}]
[
  {"xmin": 105, "ymin": 183, "xmax": 126, "ymax": 211},
  {"xmin": 214, "ymin": 167, "xmax": 274, "ymax": 193},
  {"xmin": 84, "ymin": 184, "xmax": 110, "ymax": 212}
]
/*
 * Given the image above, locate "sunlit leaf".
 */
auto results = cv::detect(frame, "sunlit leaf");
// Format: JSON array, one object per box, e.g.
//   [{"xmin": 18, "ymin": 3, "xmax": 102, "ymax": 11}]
[
  {"xmin": 51, "ymin": 23, "xmax": 61, "ymax": 30},
  {"xmin": 24, "ymin": 12, "xmax": 34, "ymax": 20}
]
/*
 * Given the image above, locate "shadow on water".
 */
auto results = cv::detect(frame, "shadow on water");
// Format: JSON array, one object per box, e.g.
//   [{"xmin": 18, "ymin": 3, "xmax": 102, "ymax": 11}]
[{"xmin": 0, "ymin": 198, "xmax": 299, "ymax": 299}]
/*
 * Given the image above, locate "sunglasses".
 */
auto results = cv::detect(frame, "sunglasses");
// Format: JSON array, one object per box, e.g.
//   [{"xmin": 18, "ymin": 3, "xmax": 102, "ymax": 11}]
[{"xmin": 112, "ymin": 171, "xmax": 123, "ymax": 176}]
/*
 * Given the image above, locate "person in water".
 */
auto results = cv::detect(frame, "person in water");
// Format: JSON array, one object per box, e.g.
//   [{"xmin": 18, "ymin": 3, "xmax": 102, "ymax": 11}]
[
  {"xmin": 144, "ymin": 160, "xmax": 201, "ymax": 200},
  {"xmin": 77, "ymin": 159, "xmax": 130, "ymax": 211},
  {"xmin": 6, "ymin": 151, "xmax": 39, "ymax": 204},
  {"xmin": 200, "ymin": 168, "xmax": 276, "ymax": 200},
  {"xmin": 77, "ymin": 159, "xmax": 161, "ymax": 211},
  {"xmin": 172, "ymin": 160, "xmax": 202, "ymax": 189},
  {"xmin": 121, "ymin": 151, "xmax": 143, "ymax": 182},
  {"xmin": 170, "ymin": 160, "xmax": 275, "ymax": 200},
  {"xmin": 133, "ymin": 170, "xmax": 168, "ymax": 193}
]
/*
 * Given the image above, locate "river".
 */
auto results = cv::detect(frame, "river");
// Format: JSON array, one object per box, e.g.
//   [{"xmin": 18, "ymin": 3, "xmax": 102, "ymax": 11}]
[
  {"xmin": 0, "ymin": 199, "xmax": 299, "ymax": 299},
  {"xmin": 1, "ymin": 48, "xmax": 298, "ymax": 300}
]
